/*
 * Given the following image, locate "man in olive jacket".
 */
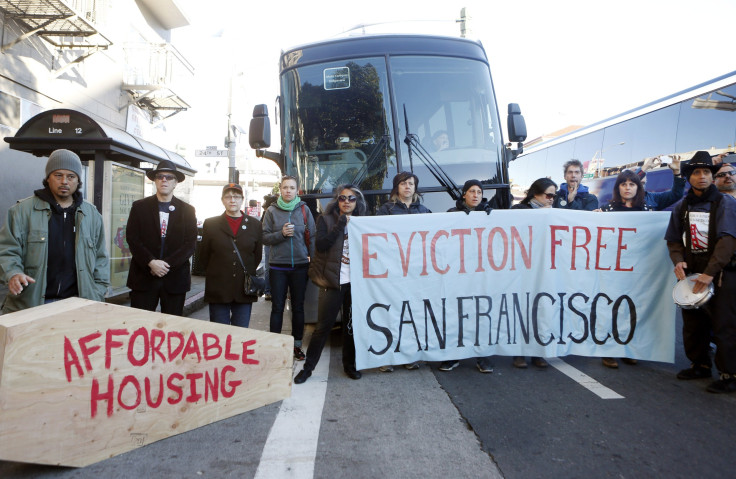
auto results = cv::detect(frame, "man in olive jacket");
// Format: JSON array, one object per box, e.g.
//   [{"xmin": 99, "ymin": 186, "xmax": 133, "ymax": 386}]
[{"xmin": 0, "ymin": 149, "xmax": 109, "ymax": 314}]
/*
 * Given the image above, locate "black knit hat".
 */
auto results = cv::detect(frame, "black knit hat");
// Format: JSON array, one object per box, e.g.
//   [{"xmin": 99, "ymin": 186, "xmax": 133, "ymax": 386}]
[
  {"xmin": 681, "ymin": 151, "xmax": 720, "ymax": 179},
  {"xmin": 462, "ymin": 179, "xmax": 483, "ymax": 196}
]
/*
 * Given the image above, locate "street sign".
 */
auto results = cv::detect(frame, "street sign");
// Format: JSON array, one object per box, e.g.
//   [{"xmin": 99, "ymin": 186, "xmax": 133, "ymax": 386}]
[{"xmin": 195, "ymin": 149, "xmax": 228, "ymax": 157}]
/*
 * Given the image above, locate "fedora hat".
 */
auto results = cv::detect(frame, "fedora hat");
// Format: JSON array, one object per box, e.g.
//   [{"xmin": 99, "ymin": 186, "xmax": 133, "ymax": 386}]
[
  {"xmin": 146, "ymin": 160, "xmax": 185, "ymax": 182},
  {"xmin": 681, "ymin": 151, "xmax": 720, "ymax": 179}
]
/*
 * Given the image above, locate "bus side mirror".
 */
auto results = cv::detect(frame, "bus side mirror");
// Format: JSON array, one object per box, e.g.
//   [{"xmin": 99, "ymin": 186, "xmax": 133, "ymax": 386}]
[
  {"xmin": 249, "ymin": 104, "xmax": 271, "ymax": 149},
  {"xmin": 507, "ymin": 103, "xmax": 527, "ymax": 143}
]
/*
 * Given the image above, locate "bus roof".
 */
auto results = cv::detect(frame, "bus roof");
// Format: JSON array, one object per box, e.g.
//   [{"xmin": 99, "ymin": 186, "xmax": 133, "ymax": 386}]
[
  {"xmin": 280, "ymin": 34, "xmax": 489, "ymax": 72},
  {"xmin": 522, "ymin": 69, "xmax": 736, "ymax": 156}
]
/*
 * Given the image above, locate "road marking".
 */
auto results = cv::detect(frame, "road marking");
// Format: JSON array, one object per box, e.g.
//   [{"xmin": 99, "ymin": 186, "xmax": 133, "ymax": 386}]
[
  {"xmin": 254, "ymin": 344, "xmax": 330, "ymax": 479},
  {"xmin": 547, "ymin": 358, "xmax": 625, "ymax": 399}
]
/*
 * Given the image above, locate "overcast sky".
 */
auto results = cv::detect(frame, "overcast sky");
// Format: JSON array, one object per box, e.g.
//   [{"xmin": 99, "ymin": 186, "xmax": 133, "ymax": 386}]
[{"xmin": 173, "ymin": 0, "xmax": 735, "ymax": 148}]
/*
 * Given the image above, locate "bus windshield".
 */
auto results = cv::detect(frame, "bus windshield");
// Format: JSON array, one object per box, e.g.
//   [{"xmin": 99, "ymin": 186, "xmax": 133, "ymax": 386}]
[
  {"xmin": 391, "ymin": 56, "xmax": 504, "ymax": 190},
  {"xmin": 282, "ymin": 57, "xmax": 395, "ymax": 195},
  {"xmin": 281, "ymin": 53, "xmax": 505, "ymax": 208}
]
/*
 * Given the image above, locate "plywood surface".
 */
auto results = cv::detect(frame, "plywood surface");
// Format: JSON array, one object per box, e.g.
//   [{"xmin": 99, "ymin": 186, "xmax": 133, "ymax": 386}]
[{"xmin": 0, "ymin": 298, "xmax": 292, "ymax": 467}]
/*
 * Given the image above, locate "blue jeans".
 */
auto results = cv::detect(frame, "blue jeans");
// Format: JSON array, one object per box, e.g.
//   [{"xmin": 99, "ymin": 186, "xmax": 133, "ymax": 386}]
[
  {"xmin": 209, "ymin": 302, "xmax": 252, "ymax": 328},
  {"xmin": 263, "ymin": 246, "xmax": 271, "ymax": 294},
  {"xmin": 269, "ymin": 264, "xmax": 308, "ymax": 343}
]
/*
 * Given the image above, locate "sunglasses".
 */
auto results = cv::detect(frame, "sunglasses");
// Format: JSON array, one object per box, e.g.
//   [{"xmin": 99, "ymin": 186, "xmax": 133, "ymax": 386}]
[
  {"xmin": 715, "ymin": 170, "xmax": 736, "ymax": 179},
  {"xmin": 543, "ymin": 193, "xmax": 555, "ymax": 199},
  {"xmin": 338, "ymin": 195, "xmax": 357, "ymax": 203},
  {"xmin": 155, "ymin": 174, "xmax": 176, "ymax": 182}
]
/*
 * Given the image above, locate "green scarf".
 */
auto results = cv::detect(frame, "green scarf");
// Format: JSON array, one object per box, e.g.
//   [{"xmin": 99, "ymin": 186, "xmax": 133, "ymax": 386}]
[{"xmin": 277, "ymin": 195, "xmax": 301, "ymax": 211}]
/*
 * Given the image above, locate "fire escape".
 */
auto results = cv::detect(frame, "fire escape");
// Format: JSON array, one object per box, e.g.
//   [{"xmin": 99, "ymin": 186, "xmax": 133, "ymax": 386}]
[
  {"xmin": 0, "ymin": 0, "xmax": 112, "ymax": 76},
  {"xmin": 122, "ymin": 42, "xmax": 193, "ymax": 122}
]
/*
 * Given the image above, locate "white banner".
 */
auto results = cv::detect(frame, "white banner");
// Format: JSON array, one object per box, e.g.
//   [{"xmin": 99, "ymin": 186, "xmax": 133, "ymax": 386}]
[{"xmin": 348, "ymin": 209, "xmax": 676, "ymax": 370}]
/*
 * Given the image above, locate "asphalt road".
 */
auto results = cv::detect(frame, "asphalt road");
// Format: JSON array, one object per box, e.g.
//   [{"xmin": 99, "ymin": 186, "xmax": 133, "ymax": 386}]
[{"xmin": 1, "ymin": 302, "xmax": 734, "ymax": 479}]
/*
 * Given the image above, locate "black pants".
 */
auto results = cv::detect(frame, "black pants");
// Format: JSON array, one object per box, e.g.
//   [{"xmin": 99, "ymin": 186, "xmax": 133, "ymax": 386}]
[
  {"xmin": 682, "ymin": 269, "xmax": 736, "ymax": 374},
  {"xmin": 303, "ymin": 284, "xmax": 356, "ymax": 373},
  {"xmin": 130, "ymin": 279, "xmax": 186, "ymax": 316}
]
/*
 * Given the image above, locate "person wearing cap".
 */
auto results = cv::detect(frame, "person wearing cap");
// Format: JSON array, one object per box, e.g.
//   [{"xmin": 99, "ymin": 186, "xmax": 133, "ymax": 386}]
[
  {"xmin": 376, "ymin": 171, "xmax": 431, "ymax": 372},
  {"xmin": 198, "ymin": 183, "xmax": 262, "ymax": 327},
  {"xmin": 665, "ymin": 151, "xmax": 736, "ymax": 393},
  {"xmin": 125, "ymin": 160, "xmax": 197, "ymax": 316},
  {"xmin": 0, "ymin": 149, "xmax": 109, "ymax": 313},
  {"xmin": 553, "ymin": 159, "xmax": 598, "ymax": 211},
  {"xmin": 714, "ymin": 162, "xmax": 736, "ymax": 199},
  {"xmin": 439, "ymin": 179, "xmax": 495, "ymax": 374}
]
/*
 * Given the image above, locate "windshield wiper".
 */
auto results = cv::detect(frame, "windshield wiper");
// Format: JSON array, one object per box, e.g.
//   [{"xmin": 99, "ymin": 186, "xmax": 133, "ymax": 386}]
[{"xmin": 403, "ymin": 104, "xmax": 461, "ymax": 201}]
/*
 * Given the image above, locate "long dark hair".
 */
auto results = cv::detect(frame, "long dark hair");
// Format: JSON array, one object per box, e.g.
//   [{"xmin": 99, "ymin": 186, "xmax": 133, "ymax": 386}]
[
  {"xmin": 610, "ymin": 170, "xmax": 645, "ymax": 208},
  {"xmin": 324, "ymin": 184, "xmax": 367, "ymax": 216},
  {"xmin": 521, "ymin": 178, "xmax": 557, "ymax": 205}
]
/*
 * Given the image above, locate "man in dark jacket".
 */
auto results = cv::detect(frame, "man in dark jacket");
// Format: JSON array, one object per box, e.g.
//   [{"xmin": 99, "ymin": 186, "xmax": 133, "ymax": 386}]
[
  {"xmin": 553, "ymin": 159, "xmax": 599, "ymax": 211},
  {"xmin": 665, "ymin": 151, "xmax": 736, "ymax": 393},
  {"xmin": 0, "ymin": 149, "xmax": 109, "ymax": 313},
  {"xmin": 126, "ymin": 160, "xmax": 197, "ymax": 316}
]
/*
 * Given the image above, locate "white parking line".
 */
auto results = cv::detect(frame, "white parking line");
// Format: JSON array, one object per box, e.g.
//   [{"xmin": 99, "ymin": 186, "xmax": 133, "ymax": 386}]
[
  {"xmin": 547, "ymin": 358, "xmax": 625, "ymax": 399},
  {"xmin": 254, "ymin": 346, "xmax": 330, "ymax": 479}
]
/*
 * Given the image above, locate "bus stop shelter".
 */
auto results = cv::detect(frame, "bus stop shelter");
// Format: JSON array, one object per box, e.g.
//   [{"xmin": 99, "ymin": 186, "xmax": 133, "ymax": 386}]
[{"xmin": 4, "ymin": 108, "xmax": 196, "ymax": 294}]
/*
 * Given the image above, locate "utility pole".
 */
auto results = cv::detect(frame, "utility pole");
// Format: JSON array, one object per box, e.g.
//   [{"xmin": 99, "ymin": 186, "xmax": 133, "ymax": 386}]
[{"xmin": 457, "ymin": 8, "xmax": 471, "ymax": 38}]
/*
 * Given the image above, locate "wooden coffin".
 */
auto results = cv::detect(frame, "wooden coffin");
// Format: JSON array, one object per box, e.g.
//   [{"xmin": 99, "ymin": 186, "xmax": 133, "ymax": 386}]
[{"xmin": 0, "ymin": 298, "xmax": 292, "ymax": 467}]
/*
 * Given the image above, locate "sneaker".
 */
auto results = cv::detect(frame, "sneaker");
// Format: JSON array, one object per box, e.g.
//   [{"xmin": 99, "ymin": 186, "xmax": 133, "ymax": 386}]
[
  {"xmin": 293, "ymin": 346, "xmax": 306, "ymax": 361},
  {"xmin": 344, "ymin": 368, "xmax": 362, "ymax": 380},
  {"xmin": 676, "ymin": 365, "xmax": 712, "ymax": 380},
  {"xmin": 476, "ymin": 358, "xmax": 494, "ymax": 373},
  {"xmin": 379, "ymin": 365, "xmax": 394, "ymax": 372},
  {"xmin": 706, "ymin": 374, "xmax": 736, "ymax": 393},
  {"xmin": 404, "ymin": 362, "xmax": 420, "ymax": 370},
  {"xmin": 531, "ymin": 357, "xmax": 549, "ymax": 368},
  {"xmin": 264, "ymin": 293, "xmax": 272, "ymax": 301},
  {"xmin": 294, "ymin": 369, "xmax": 311, "ymax": 384},
  {"xmin": 602, "ymin": 357, "xmax": 619, "ymax": 369},
  {"xmin": 438, "ymin": 360, "xmax": 460, "ymax": 371},
  {"xmin": 513, "ymin": 356, "xmax": 528, "ymax": 369}
]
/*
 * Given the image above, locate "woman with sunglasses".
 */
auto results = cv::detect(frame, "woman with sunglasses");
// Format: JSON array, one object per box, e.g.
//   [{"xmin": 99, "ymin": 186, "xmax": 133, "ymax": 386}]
[
  {"xmin": 199, "ymin": 183, "xmax": 262, "ymax": 327},
  {"xmin": 597, "ymin": 169, "xmax": 655, "ymax": 368},
  {"xmin": 262, "ymin": 175, "xmax": 316, "ymax": 361},
  {"xmin": 294, "ymin": 185, "xmax": 367, "ymax": 384},
  {"xmin": 509, "ymin": 177, "xmax": 558, "ymax": 369}
]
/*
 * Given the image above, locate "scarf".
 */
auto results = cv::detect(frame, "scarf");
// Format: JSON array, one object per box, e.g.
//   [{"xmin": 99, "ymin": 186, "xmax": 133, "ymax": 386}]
[
  {"xmin": 529, "ymin": 198, "xmax": 546, "ymax": 209},
  {"xmin": 277, "ymin": 195, "xmax": 301, "ymax": 211}
]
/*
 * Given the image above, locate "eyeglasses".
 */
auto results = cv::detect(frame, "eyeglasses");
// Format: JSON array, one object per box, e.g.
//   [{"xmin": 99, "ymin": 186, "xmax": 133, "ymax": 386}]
[
  {"xmin": 338, "ymin": 195, "xmax": 357, "ymax": 203},
  {"xmin": 544, "ymin": 193, "xmax": 555, "ymax": 199},
  {"xmin": 715, "ymin": 170, "xmax": 736, "ymax": 179},
  {"xmin": 155, "ymin": 174, "xmax": 176, "ymax": 182},
  {"xmin": 223, "ymin": 195, "xmax": 243, "ymax": 201}
]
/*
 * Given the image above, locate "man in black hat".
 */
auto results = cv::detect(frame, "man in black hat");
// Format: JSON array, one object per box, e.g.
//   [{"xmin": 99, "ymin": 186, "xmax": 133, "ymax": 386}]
[
  {"xmin": 126, "ymin": 160, "xmax": 197, "ymax": 316},
  {"xmin": 0, "ymin": 149, "xmax": 109, "ymax": 313},
  {"xmin": 665, "ymin": 150, "xmax": 736, "ymax": 393}
]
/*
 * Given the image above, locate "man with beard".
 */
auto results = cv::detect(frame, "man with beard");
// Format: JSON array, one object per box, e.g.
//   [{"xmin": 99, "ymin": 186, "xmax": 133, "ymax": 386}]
[
  {"xmin": 665, "ymin": 151, "xmax": 736, "ymax": 393},
  {"xmin": 0, "ymin": 149, "xmax": 109, "ymax": 313}
]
